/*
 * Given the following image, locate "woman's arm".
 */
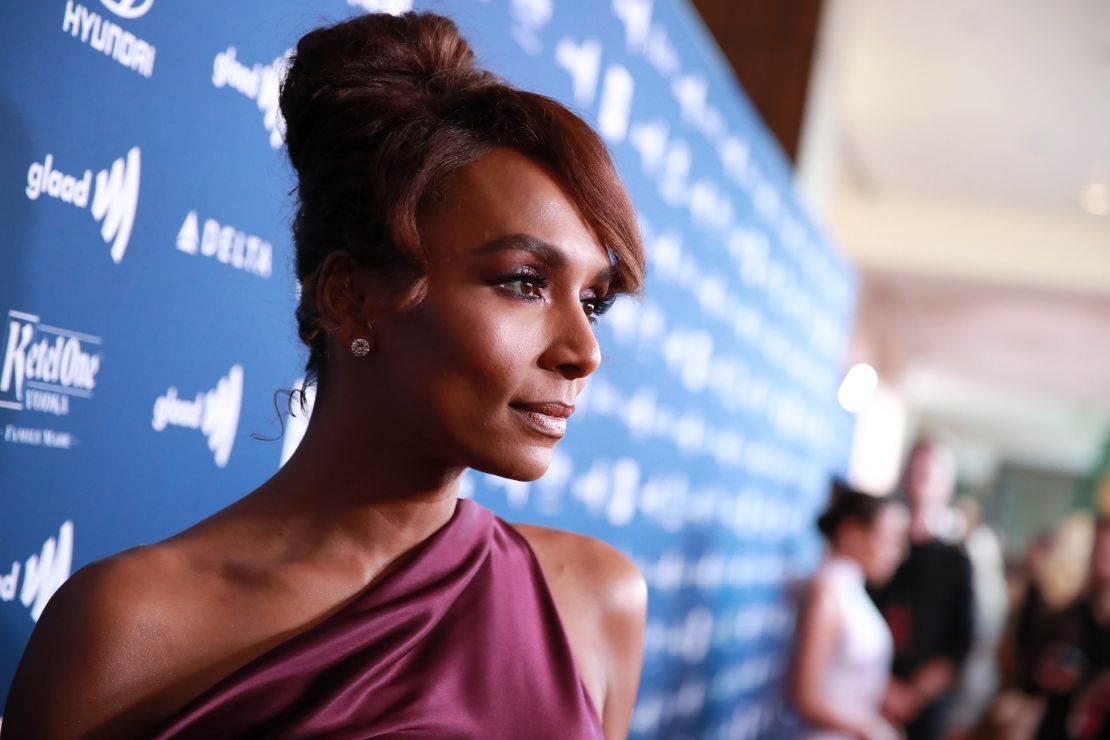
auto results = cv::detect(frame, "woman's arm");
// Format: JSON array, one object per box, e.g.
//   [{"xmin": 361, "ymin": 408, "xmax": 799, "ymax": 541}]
[
  {"xmin": 790, "ymin": 577, "xmax": 889, "ymax": 739},
  {"xmin": 593, "ymin": 548, "xmax": 647, "ymax": 740},
  {"xmin": 2, "ymin": 552, "xmax": 179, "ymax": 739}
]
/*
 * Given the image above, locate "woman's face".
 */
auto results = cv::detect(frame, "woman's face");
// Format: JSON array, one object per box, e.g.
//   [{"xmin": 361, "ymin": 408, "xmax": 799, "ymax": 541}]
[
  {"xmin": 860, "ymin": 505, "xmax": 909, "ymax": 584},
  {"xmin": 369, "ymin": 147, "xmax": 614, "ymax": 481}
]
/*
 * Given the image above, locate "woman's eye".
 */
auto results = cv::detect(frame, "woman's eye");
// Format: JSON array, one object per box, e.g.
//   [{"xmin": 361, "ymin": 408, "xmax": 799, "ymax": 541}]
[
  {"xmin": 502, "ymin": 277, "xmax": 544, "ymax": 299},
  {"xmin": 581, "ymin": 295, "xmax": 615, "ymax": 324}
]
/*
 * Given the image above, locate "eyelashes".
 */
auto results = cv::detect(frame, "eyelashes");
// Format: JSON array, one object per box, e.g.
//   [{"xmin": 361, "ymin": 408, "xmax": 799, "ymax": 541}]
[
  {"xmin": 495, "ymin": 268, "xmax": 615, "ymax": 324},
  {"xmin": 581, "ymin": 295, "xmax": 616, "ymax": 324}
]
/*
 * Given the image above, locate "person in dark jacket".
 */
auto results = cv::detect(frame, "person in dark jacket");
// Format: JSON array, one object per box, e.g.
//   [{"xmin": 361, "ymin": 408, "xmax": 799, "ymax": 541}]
[{"xmin": 870, "ymin": 440, "xmax": 975, "ymax": 740}]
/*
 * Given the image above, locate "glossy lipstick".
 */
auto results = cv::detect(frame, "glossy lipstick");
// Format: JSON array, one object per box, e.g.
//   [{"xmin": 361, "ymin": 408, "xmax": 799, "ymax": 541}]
[{"xmin": 510, "ymin": 402, "xmax": 573, "ymax": 438}]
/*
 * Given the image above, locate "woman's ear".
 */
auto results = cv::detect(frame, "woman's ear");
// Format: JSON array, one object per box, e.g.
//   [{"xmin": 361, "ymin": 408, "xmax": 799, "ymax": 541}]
[
  {"xmin": 317, "ymin": 251, "xmax": 373, "ymax": 350},
  {"xmin": 316, "ymin": 251, "xmax": 425, "ymax": 354}
]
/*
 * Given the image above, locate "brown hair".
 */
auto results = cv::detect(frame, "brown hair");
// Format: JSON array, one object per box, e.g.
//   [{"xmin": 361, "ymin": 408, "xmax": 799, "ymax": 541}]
[
  {"xmin": 817, "ymin": 479, "xmax": 895, "ymax": 541},
  {"xmin": 280, "ymin": 11, "xmax": 645, "ymax": 393}
]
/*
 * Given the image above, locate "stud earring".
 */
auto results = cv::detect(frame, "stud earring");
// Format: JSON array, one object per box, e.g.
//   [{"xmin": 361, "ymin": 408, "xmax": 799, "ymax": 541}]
[{"xmin": 350, "ymin": 338, "xmax": 371, "ymax": 357}]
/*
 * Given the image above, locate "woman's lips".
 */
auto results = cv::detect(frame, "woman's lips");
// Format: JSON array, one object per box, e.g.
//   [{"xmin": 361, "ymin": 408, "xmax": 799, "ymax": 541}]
[{"xmin": 510, "ymin": 402, "xmax": 574, "ymax": 438}]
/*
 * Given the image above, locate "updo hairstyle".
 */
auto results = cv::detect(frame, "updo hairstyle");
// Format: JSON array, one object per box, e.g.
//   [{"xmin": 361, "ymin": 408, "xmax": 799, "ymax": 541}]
[
  {"xmin": 279, "ymin": 11, "xmax": 645, "ymax": 396},
  {"xmin": 816, "ymin": 480, "xmax": 893, "ymax": 542}
]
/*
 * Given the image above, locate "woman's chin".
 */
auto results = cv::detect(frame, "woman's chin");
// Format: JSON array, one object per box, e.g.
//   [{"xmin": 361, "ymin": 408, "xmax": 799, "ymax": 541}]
[{"xmin": 472, "ymin": 449, "xmax": 552, "ymax": 483}]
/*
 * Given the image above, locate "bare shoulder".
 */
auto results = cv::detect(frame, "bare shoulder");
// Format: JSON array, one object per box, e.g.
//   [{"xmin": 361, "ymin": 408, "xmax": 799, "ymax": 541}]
[
  {"xmin": 511, "ymin": 523, "xmax": 647, "ymax": 616},
  {"xmin": 807, "ymin": 565, "xmax": 843, "ymax": 601},
  {"xmin": 511, "ymin": 524, "xmax": 646, "ymax": 738},
  {"xmin": 3, "ymin": 543, "xmax": 200, "ymax": 738},
  {"xmin": 797, "ymin": 570, "xmax": 843, "ymax": 633}
]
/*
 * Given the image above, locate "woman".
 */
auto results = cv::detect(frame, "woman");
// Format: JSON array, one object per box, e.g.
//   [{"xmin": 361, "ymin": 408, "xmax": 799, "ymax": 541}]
[
  {"xmin": 3, "ymin": 11, "xmax": 647, "ymax": 739},
  {"xmin": 1032, "ymin": 516, "xmax": 1110, "ymax": 740},
  {"xmin": 789, "ymin": 482, "xmax": 909, "ymax": 739}
]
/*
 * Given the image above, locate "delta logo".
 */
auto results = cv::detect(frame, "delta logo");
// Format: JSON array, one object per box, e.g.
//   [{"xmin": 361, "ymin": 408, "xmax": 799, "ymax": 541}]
[
  {"xmin": 152, "ymin": 364, "xmax": 244, "ymax": 468},
  {"xmin": 176, "ymin": 210, "xmax": 274, "ymax": 279},
  {"xmin": 25, "ymin": 147, "xmax": 142, "ymax": 265},
  {"xmin": 0, "ymin": 310, "xmax": 102, "ymax": 417}
]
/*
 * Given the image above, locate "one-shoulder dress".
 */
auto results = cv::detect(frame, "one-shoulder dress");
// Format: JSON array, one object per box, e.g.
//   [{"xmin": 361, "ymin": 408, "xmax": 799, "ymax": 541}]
[{"xmin": 151, "ymin": 499, "xmax": 604, "ymax": 739}]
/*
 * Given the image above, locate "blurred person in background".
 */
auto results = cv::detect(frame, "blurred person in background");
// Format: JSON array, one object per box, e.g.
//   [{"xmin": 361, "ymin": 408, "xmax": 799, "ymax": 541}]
[
  {"xmin": 1030, "ymin": 516, "xmax": 1110, "ymax": 740},
  {"xmin": 789, "ymin": 480, "xmax": 909, "ymax": 739},
  {"xmin": 979, "ymin": 532, "xmax": 1058, "ymax": 740},
  {"xmin": 946, "ymin": 496, "xmax": 1010, "ymax": 738},
  {"xmin": 1004, "ymin": 524, "xmax": 1088, "ymax": 738},
  {"xmin": 984, "ymin": 517, "xmax": 1097, "ymax": 740},
  {"xmin": 1012, "ymin": 533, "xmax": 1058, "ymax": 695},
  {"xmin": 870, "ymin": 440, "xmax": 975, "ymax": 740}
]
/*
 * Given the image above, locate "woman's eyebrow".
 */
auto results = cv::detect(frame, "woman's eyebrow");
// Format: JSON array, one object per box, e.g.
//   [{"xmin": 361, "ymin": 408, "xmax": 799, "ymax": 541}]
[
  {"xmin": 472, "ymin": 233, "xmax": 565, "ymax": 268},
  {"xmin": 472, "ymin": 233, "xmax": 615, "ymax": 283}
]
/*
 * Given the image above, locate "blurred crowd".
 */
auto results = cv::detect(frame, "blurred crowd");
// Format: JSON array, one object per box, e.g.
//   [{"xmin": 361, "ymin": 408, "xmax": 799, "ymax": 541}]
[{"xmin": 786, "ymin": 441, "xmax": 1110, "ymax": 740}]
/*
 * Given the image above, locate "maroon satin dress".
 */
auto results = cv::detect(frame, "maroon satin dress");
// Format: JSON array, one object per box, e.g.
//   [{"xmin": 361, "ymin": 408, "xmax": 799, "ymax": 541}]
[{"xmin": 151, "ymin": 499, "xmax": 603, "ymax": 739}]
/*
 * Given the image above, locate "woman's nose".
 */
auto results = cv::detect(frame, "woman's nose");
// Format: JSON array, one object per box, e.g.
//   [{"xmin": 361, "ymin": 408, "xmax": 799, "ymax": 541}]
[{"xmin": 539, "ymin": 297, "xmax": 601, "ymax": 380}]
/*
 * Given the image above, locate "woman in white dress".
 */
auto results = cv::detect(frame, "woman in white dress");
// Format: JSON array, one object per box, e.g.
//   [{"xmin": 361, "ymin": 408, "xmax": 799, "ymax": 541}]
[{"xmin": 790, "ymin": 482, "xmax": 909, "ymax": 739}]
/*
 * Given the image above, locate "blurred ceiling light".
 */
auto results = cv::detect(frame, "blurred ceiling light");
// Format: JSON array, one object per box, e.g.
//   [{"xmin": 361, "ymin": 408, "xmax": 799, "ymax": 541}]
[
  {"xmin": 1080, "ymin": 181, "xmax": 1110, "ymax": 216},
  {"xmin": 838, "ymin": 362, "xmax": 879, "ymax": 413}
]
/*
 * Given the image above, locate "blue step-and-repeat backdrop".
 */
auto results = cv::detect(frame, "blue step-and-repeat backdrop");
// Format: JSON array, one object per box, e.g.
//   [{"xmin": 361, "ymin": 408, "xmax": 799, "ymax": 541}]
[{"xmin": 0, "ymin": 0, "xmax": 856, "ymax": 736}]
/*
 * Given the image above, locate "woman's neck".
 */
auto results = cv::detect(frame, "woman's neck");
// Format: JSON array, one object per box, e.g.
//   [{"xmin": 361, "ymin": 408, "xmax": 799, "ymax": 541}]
[
  {"xmin": 249, "ymin": 385, "xmax": 464, "ymax": 570},
  {"xmin": 828, "ymin": 544, "xmax": 865, "ymax": 574}
]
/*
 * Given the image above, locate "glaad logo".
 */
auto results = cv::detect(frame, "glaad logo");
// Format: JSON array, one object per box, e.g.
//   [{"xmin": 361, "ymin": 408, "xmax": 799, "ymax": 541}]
[
  {"xmin": 212, "ymin": 47, "xmax": 289, "ymax": 150},
  {"xmin": 0, "ymin": 521, "xmax": 75, "ymax": 623},
  {"xmin": 25, "ymin": 148, "xmax": 142, "ymax": 264},
  {"xmin": 100, "ymin": 0, "xmax": 154, "ymax": 19},
  {"xmin": 61, "ymin": 1, "xmax": 156, "ymax": 78},
  {"xmin": 0, "ymin": 310, "xmax": 102, "ymax": 415},
  {"xmin": 176, "ymin": 211, "xmax": 273, "ymax": 279},
  {"xmin": 152, "ymin": 365, "xmax": 244, "ymax": 468},
  {"xmin": 279, "ymin": 378, "xmax": 316, "ymax": 467}
]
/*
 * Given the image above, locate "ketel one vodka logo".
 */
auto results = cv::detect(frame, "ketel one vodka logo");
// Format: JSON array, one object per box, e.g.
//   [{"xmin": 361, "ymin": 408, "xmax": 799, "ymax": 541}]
[
  {"xmin": 0, "ymin": 310, "xmax": 102, "ymax": 415},
  {"xmin": 25, "ymin": 148, "xmax": 142, "ymax": 264}
]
